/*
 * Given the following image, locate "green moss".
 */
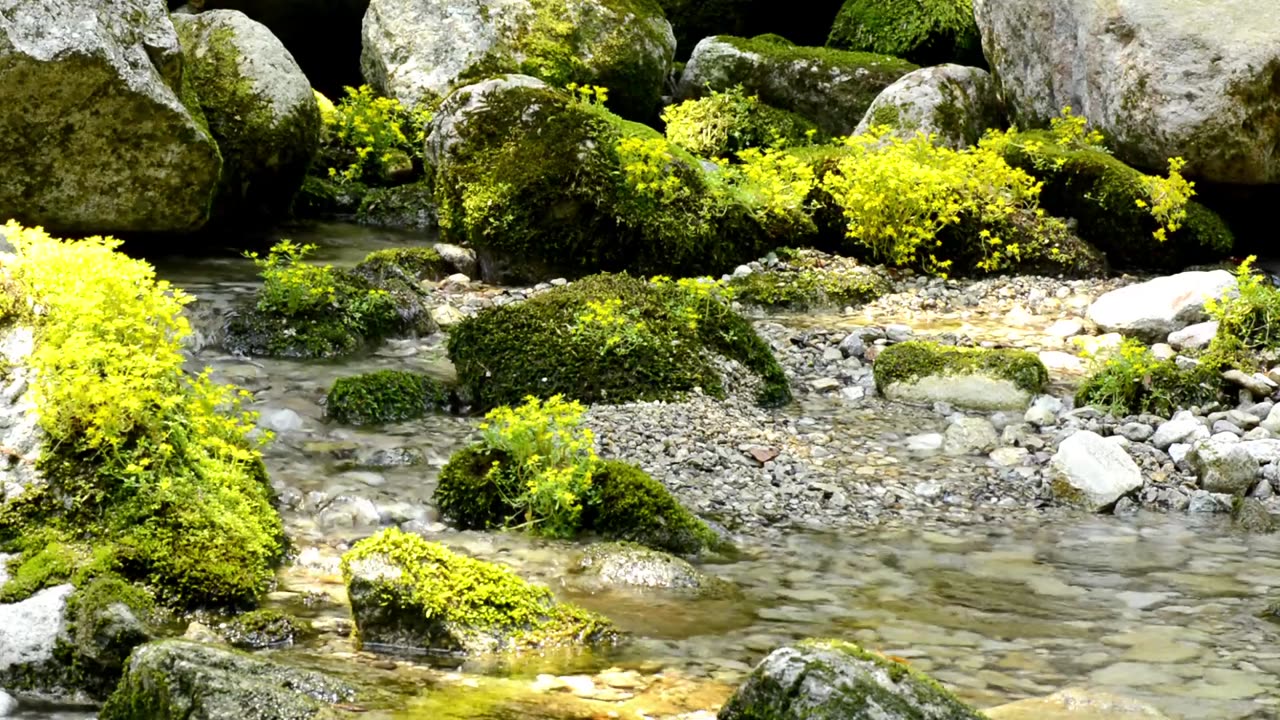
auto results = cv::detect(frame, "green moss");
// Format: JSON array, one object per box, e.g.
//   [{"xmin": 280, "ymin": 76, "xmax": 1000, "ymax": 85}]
[
  {"xmin": 729, "ymin": 253, "xmax": 891, "ymax": 310},
  {"xmin": 999, "ymin": 130, "xmax": 1234, "ymax": 270},
  {"xmin": 585, "ymin": 460, "xmax": 722, "ymax": 555},
  {"xmin": 221, "ymin": 609, "xmax": 305, "ymax": 649},
  {"xmin": 293, "ymin": 175, "xmax": 367, "ymax": 219},
  {"xmin": 351, "ymin": 247, "xmax": 449, "ymax": 285},
  {"xmin": 341, "ymin": 528, "xmax": 618, "ymax": 654},
  {"xmin": 662, "ymin": 86, "xmax": 822, "ymax": 158},
  {"xmin": 326, "ymin": 370, "xmax": 451, "ymax": 425},
  {"xmin": 63, "ymin": 576, "xmax": 154, "ymax": 696},
  {"xmin": 435, "ymin": 445, "xmax": 519, "ymax": 531},
  {"xmin": 1075, "ymin": 343, "xmax": 1221, "ymax": 417},
  {"xmin": 446, "ymin": 273, "xmax": 789, "ymax": 410},
  {"xmin": 0, "ymin": 537, "xmax": 78, "ymax": 602},
  {"xmin": 355, "ymin": 183, "xmax": 439, "ymax": 230},
  {"xmin": 827, "ymin": 0, "xmax": 984, "ymax": 67},
  {"xmin": 873, "ymin": 341, "xmax": 1049, "ymax": 395},
  {"xmin": 750, "ymin": 33, "xmax": 795, "ymax": 46}
]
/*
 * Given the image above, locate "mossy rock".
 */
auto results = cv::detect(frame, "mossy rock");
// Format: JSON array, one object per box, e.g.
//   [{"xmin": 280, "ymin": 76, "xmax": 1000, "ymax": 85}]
[
  {"xmin": 429, "ymin": 76, "xmax": 781, "ymax": 282},
  {"xmin": 356, "ymin": 183, "xmax": 439, "ymax": 230},
  {"xmin": 435, "ymin": 445, "xmax": 519, "ymax": 532},
  {"xmin": 446, "ymin": 273, "xmax": 790, "ymax": 409},
  {"xmin": 570, "ymin": 541, "xmax": 738, "ymax": 596},
  {"xmin": 729, "ymin": 252, "xmax": 891, "ymax": 310},
  {"xmin": 873, "ymin": 341, "xmax": 1049, "ymax": 411},
  {"xmin": 340, "ymin": 528, "xmax": 619, "ymax": 655},
  {"xmin": 220, "ymin": 608, "xmax": 305, "ymax": 649},
  {"xmin": 676, "ymin": 36, "xmax": 918, "ymax": 136},
  {"xmin": 663, "ymin": 87, "xmax": 822, "ymax": 158},
  {"xmin": 720, "ymin": 638, "xmax": 986, "ymax": 719},
  {"xmin": 293, "ymin": 176, "xmax": 367, "ymax": 219},
  {"xmin": 657, "ymin": 1, "xmax": 845, "ymax": 60},
  {"xmin": 999, "ymin": 130, "xmax": 1234, "ymax": 271},
  {"xmin": 1232, "ymin": 497, "xmax": 1277, "ymax": 533},
  {"xmin": 326, "ymin": 370, "xmax": 452, "ymax": 425},
  {"xmin": 827, "ymin": 0, "xmax": 984, "ymax": 67}
]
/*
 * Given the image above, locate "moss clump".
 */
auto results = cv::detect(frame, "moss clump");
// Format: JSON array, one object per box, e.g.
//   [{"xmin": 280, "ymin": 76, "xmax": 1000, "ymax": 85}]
[
  {"xmin": 873, "ymin": 341, "xmax": 1049, "ymax": 396},
  {"xmin": 662, "ymin": 86, "xmax": 821, "ymax": 158},
  {"xmin": 0, "ymin": 223, "xmax": 283, "ymax": 611},
  {"xmin": 434, "ymin": 81, "xmax": 779, "ymax": 280},
  {"xmin": 997, "ymin": 130, "xmax": 1233, "ymax": 270},
  {"xmin": 341, "ymin": 528, "xmax": 618, "ymax": 655},
  {"xmin": 729, "ymin": 250, "xmax": 891, "ymax": 309},
  {"xmin": 435, "ymin": 445, "xmax": 518, "ymax": 532},
  {"xmin": 827, "ymin": 0, "xmax": 983, "ymax": 67},
  {"xmin": 350, "ymin": 247, "xmax": 449, "ymax": 285},
  {"xmin": 326, "ymin": 370, "xmax": 452, "ymax": 425},
  {"xmin": 62, "ymin": 576, "xmax": 155, "ymax": 697},
  {"xmin": 446, "ymin": 273, "xmax": 790, "ymax": 410},
  {"xmin": 293, "ymin": 175, "xmax": 367, "ymax": 218},
  {"xmin": 221, "ymin": 609, "xmax": 305, "ymax": 649},
  {"xmin": 1075, "ymin": 339, "xmax": 1221, "ymax": 417}
]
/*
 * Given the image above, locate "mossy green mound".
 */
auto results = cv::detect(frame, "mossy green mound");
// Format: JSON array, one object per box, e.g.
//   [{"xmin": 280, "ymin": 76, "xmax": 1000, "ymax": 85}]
[
  {"xmin": 998, "ymin": 130, "xmax": 1234, "ymax": 271},
  {"xmin": 446, "ymin": 273, "xmax": 790, "ymax": 409},
  {"xmin": 827, "ymin": 0, "xmax": 983, "ymax": 67},
  {"xmin": 431, "ymin": 78, "xmax": 791, "ymax": 281},
  {"xmin": 873, "ymin": 341, "xmax": 1049, "ymax": 411},
  {"xmin": 0, "ymin": 223, "xmax": 284, "ymax": 611},
  {"xmin": 220, "ymin": 608, "xmax": 305, "ymax": 649},
  {"xmin": 326, "ymin": 370, "xmax": 452, "ymax": 425},
  {"xmin": 729, "ymin": 250, "xmax": 891, "ymax": 310},
  {"xmin": 1074, "ymin": 340, "xmax": 1221, "ymax": 417},
  {"xmin": 341, "ymin": 528, "xmax": 618, "ymax": 655},
  {"xmin": 662, "ymin": 86, "xmax": 821, "ymax": 158}
]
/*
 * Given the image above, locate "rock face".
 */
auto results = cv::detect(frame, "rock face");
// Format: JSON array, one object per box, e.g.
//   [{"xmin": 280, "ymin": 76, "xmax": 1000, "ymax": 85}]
[
  {"xmin": 973, "ymin": 0, "xmax": 1280, "ymax": 184},
  {"xmin": 873, "ymin": 341, "xmax": 1049, "ymax": 411},
  {"xmin": 173, "ymin": 10, "xmax": 320, "ymax": 223},
  {"xmin": 0, "ymin": 585, "xmax": 74, "ymax": 693},
  {"xmin": 676, "ymin": 36, "xmax": 917, "ymax": 136},
  {"xmin": 361, "ymin": 0, "xmax": 674, "ymax": 119},
  {"xmin": 0, "ymin": 0, "xmax": 221, "ymax": 233},
  {"xmin": 1086, "ymin": 271, "xmax": 1235, "ymax": 343},
  {"xmin": 855, "ymin": 64, "xmax": 1002, "ymax": 148},
  {"xmin": 99, "ymin": 640, "xmax": 356, "ymax": 720},
  {"xmin": 0, "ymin": 327, "xmax": 41, "ymax": 503},
  {"xmin": 719, "ymin": 638, "xmax": 986, "ymax": 720},
  {"xmin": 1049, "ymin": 431, "xmax": 1144, "ymax": 512}
]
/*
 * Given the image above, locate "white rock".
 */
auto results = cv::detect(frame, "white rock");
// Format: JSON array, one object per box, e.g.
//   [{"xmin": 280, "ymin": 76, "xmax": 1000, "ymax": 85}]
[
  {"xmin": 943, "ymin": 417, "xmax": 999, "ymax": 456},
  {"xmin": 0, "ymin": 328, "xmax": 42, "ymax": 503},
  {"xmin": 854, "ymin": 64, "xmax": 1002, "ymax": 148},
  {"xmin": 1237, "ymin": 439, "xmax": 1280, "ymax": 465},
  {"xmin": 0, "ymin": 689, "xmax": 13, "ymax": 717},
  {"xmin": 1168, "ymin": 442, "xmax": 1192, "ymax": 466},
  {"xmin": 258, "ymin": 408, "xmax": 305, "ymax": 433},
  {"xmin": 430, "ymin": 304, "xmax": 466, "ymax": 328},
  {"xmin": 433, "ymin": 243, "xmax": 478, "ymax": 277},
  {"xmin": 1152, "ymin": 411, "xmax": 1209, "ymax": 450},
  {"xmin": 1024, "ymin": 395, "xmax": 1062, "ymax": 427},
  {"xmin": 0, "ymin": 585, "xmax": 73, "ymax": 675},
  {"xmin": 990, "ymin": 446, "xmax": 1030, "ymax": 467},
  {"xmin": 1086, "ymin": 271, "xmax": 1235, "ymax": 343},
  {"xmin": 885, "ymin": 375, "xmax": 1034, "ymax": 412},
  {"xmin": 1049, "ymin": 431, "xmax": 1144, "ymax": 511},
  {"xmin": 904, "ymin": 433, "xmax": 944, "ymax": 454},
  {"xmin": 1187, "ymin": 440, "xmax": 1259, "ymax": 495},
  {"xmin": 1259, "ymin": 405, "xmax": 1280, "ymax": 435},
  {"xmin": 1167, "ymin": 321, "xmax": 1218, "ymax": 351},
  {"xmin": 1150, "ymin": 343, "xmax": 1176, "ymax": 361},
  {"xmin": 1038, "ymin": 350, "xmax": 1084, "ymax": 374},
  {"xmin": 1045, "ymin": 319, "xmax": 1085, "ymax": 339},
  {"xmin": 974, "ymin": 0, "xmax": 1280, "ymax": 184}
]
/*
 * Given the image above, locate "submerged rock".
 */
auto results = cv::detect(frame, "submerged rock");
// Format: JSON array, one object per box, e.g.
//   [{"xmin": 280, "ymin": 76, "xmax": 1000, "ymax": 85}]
[
  {"xmin": 341, "ymin": 528, "xmax": 619, "ymax": 656},
  {"xmin": 873, "ymin": 341, "xmax": 1049, "ymax": 411},
  {"xmin": 719, "ymin": 638, "xmax": 985, "ymax": 719},
  {"xmin": 986, "ymin": 687, "xmax": 1172, "ymax": 719},
  {"xmin": 1086, "ymin": 271, "xmax": 1235, "ymax": 343},
  {"xmin": 0, "ymin": 0, "xmax": 221, "ymax": 233},
  {"xmin": 855, "ymin": 64, "xmax": 1002, "ymax": 148},
  {"xmin": 569, "ymin": 542, "xmax": 735, "ymax": 596},
  {"xmin": 1232, "ymin": 497, "xmax": 1276, "ymax": 533},
  {"xmin": 99, "ymin": 640, "xmax": 356, "ymax": 720},
  {"xmin": 1049, "ymin": 431, "xmax": 1144, "ymax": 512}
]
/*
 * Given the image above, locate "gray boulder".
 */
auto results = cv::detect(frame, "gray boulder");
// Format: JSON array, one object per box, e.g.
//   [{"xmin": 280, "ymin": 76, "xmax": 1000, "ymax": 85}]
[
  {"xmin": 719, "ymin": 638, "xmax": 985, "ymax": 720},
  {"xmin": 0, "ymin": 0, "xmax": 221, "ymax": 233},
  {"xmin": 943, "ymin": 417, "xmax": 999, "ymax": 456},
  {"xmin": 1049, "ymin": 430, "xmax": 1144, "ymax": 511},
  {"xmin": 569, "ymin": 542, "xmax": 734, "ymax": 596},
  {"xmin": 676, "ymin": 36, "xmax": 917, "ymax": 136},
  {"xmin": 855, "ymin": 64, "xmax": 1003, "ymax": 149},
  {"xmin": 99, "ymin": 640, "xmax": 356, "ymax": 720},
  {"xmin": 361, "ymin": 0, "xmax": 674, "ymax": 120},
  {"xmin": 1187, "ymin": 440, "xmax": 1259, "ymax": 495},
  {"xmin": 173, "ymin": 10, "xmax": 320, "ymax": 223},
  {"xmin": 1086, "ymin": 271, "xmax": 1235, "ymax": 343},
  {"xmin": 1167, "ymin": 321, "xmax": 1218, "ymax": 352},
  {"xmin": 974, "ymin": 0, "xmax": 1280, "ymax": 184}
]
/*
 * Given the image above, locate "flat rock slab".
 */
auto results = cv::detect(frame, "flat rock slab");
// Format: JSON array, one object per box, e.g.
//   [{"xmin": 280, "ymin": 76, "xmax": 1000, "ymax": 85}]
[{"xmin": 1087, "ymin": 271, "xmax": 1234, "ymax": 343}]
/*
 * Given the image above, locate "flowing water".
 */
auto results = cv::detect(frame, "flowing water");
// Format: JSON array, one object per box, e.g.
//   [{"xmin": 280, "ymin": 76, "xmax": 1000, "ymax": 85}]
[{"xmin": 13, "ymin": 223, "xmax": 1280, "ymax": 719}]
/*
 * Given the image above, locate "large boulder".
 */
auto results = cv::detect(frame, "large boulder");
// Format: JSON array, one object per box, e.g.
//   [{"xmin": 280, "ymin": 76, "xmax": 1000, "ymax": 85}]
[
  {"xmin": 1049, "ymin": 431, "xmax": 1144, "ymax": 512},
  {"xmin": 341, "ymin": 528, "xmax": 619, "ymax": 655},
  {"xmin": 973, "ymin": 0, "xmax": 1280, "ymax": 184},
  {"xmin": 361, "ymin": 0, "xmax": 674, "ymax": 120},
  {"xmin": 0, "ymin": 0, "xmax": 221, "ymax": 233},
  {"xmin": 855, "ymin": 64, "xmax": 1002, "ymax": 149},
  {"xmin": 675, "ymin": 35, "xmax": 918, "ymax": 136},
  {"xmin": 719, "ymin": 638, "xmax": 986, "ymax": 720},
  {"xmin": 1086, "ymin": 270, "xmax": 1235, "ymax": 343},
  {"xmin": 872, "ymin": 341, "xmax": 1049, "ymax": 411},
  {"xmin": 173, "ymin": 10, "xmax": 321, "ymax": 223},
  {"xmin": 99, "ymin": 640, "xmax": 356, "ymax": 720}
]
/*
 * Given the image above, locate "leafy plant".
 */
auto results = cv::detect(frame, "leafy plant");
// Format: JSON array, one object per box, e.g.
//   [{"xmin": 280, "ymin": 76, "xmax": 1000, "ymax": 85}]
[
  {"xmin": 324, "ymin": 85, "xmax": 433, "ymax": 185},
  {"xmin": 661, "ymin": 86, "xmax": 819, "ymax": 158},
  {"xmin": 1075, "ymin": 338, "xmax": 1218, "ymax": 417}
]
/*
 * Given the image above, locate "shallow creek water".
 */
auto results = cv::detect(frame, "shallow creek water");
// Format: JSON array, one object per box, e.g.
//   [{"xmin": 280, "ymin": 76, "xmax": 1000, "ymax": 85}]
[{"xmin": 18, "ymin": 223, "xmax": 1280, "ymax": 719}]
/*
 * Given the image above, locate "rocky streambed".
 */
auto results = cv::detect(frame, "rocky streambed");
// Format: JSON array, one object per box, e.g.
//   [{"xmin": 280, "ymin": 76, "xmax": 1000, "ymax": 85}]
[{"xmin": 16, "ymin": 222, "xmax": 1247, "ymax": 720}]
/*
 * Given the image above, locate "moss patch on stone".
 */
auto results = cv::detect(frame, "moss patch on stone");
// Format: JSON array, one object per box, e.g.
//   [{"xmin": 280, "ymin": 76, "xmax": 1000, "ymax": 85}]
[
  {"xmin": 729, "ymin": 250, "xmax": 890, "ymax": 310},
  {"xmin": 221, "ymin": 608, "xmax": 305, "ymax": 649},
  {"xmin": 827, "ymin": 0, "xmax": 983, "ymax": 67},
  {"xmin": 326, "ymin": 370, "xmax": 452, "ymax": 425},
  {"xmin": 446, "ymin": 273, "xmax": 790, "ymax": 410},
  {"xmin": 662, "ymin": 86, "xmax": 821, "ymax": 158},
  {"xmin": 873, "ymin": 341, "xmax": 1048, "ymax": 396}
]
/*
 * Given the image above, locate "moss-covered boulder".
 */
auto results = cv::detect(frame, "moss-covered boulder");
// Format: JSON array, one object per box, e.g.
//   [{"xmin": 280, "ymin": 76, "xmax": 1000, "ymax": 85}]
[
  {"xmin": 873, "ymin": 341, "xmax": 1049, "ymax": 411},
  {"xmin": 428, "ymin": 75, "xmax": 784, "ymax": 281},
  {"xmin": 656, "ymin": 0, "xmax": 846, "ymax": 60},
  {"xmin": 325, "ymin": 370, "xmax": 452, "ymax": 425},
  {"xmin": 996, "ymin": 131, "xmax": 1234, "ymax": 271},
  {"xmin": 341, "ymin": 528, "xmax": 619, "ymax": 656},
  {"xmin": 662, "ymin": 86, "xmax": 820, "ymax": 158},
  {"xmin": 219, "ymin": 608, "xmax": 305, "ymax": 649},
  {"xmin": 361, "ymin": 0, "xmax": 674, "ymax": 120},
  {"xmin": 0, "ymin": 0, "xmax": 221, "ymax": 233},
  {"xmin": 855, "ymin": 65, "xmax": 1002, "ymax": 149},
  {"xmin": 356, "ymin": 183, "xmax": 438, "ymax": 230},
  {"xmin": 720, "ymin": 638, "xmax": 986, "ymax": 720},
  {"xmin": 729, "ymin": 250, "xmax": 890, "ymax": 310},
  {"xmin": 828, "ymin": 0, "xmax": 983, "ymax": 67},
  {"xmin": 446, "ymin": 273, "xmax": 790, "ymax": 409},
  {"xmin": 675, "ymin": 36, "xmax": 918, "ymax": 136},
  {"xmin": 173, "ymin": 10, "xmax": 321, "ymax": 224},
  {"xmin": 100, "ymin": 640, "xmax": 357, "ymax": 720}
]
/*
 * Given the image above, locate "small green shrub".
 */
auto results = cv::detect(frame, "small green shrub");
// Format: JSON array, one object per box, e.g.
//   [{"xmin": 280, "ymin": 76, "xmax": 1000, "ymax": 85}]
[
  {"xmin": 322, "ymin": 85, "xmax": 433, "ymax": 186},
  {"xmin": 435, "ymin": 445, "xmax": 517, "ymax": 531},
  {"xmin": 662, "ymin": 86, "xmax": 820, "ymax": 158},
  {"xmin": 1075, "ymin": 339, "xmax": 1220, "ymax": 417},
  {"xmin": 326, "ymin": 370, "xmax": 451, "ymax": 425},
  {"xmin": 827, "ymin": 0, "xmax": 983, "ymax": 67}
]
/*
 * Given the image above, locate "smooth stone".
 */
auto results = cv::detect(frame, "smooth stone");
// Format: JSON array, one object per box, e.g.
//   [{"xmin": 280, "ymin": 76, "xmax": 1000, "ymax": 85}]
[
  {"xmin": 1049, "ymin": 431, "xmax": 1144, "ymax": 511},
  {"xmin": 986, "ymin": 687, "xmax": 1174, "ymax": 719},
  {"xmin": 1167, "ymin": 321, "xmax": 1218, "ymax": 351},
  {"xmin": 944, "ymin": 417, "xmax": 999, "ymax": 456},
  {"xmin": 1085, "ymin": 271, "xmax": 1234, "ymax": 343}
]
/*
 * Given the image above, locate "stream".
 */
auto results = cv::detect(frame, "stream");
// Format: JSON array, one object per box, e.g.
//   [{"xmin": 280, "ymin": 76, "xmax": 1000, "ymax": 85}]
[{"xmin": 16, "ymin": 223, "xmax": 1280, "ymax": 719}]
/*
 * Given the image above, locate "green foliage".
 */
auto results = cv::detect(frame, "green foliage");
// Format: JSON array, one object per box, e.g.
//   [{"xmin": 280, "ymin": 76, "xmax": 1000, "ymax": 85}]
[
  {"xmin": 322, "ymin": 85, "xmax": 433, "ymax": 185},
  {"xmin": 662, "ymin": 86, "xmax": 820, "ymax": 158},
  {"xmin": 0, "ymin": 223, "xmax": 283, "ymax": 610},
  {"xmin": 326, "ymin": 370, "xmax": 451, "ymax": 425},
  {"xmin": 341, "ymin": 528, "xmax": 615, "ymax": 651},
  {"xmin": 435, "ymin": 445, "xmax": 517, "ymax": 531},
  {"xmin": 1075, "ymin": 339, "xmax": 1220, "ymax": 417},
  {"xmin": 872, "ymin": 341, "xmax": 1049, "ymax": 395},
  {"xmin": 583, "ymin": 460, "xmax": 723, "ymax": 556},
  {"xmin": 446, "ymin": 273, "xmax": 790, "ymax": 410},
  {"xmin": 1202, "ymin": 256, "xmax": 1280, "ymax": 373},
  {"xmin": 827, "ymin": 0, "xmax": 983, "ymax": 67}
]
